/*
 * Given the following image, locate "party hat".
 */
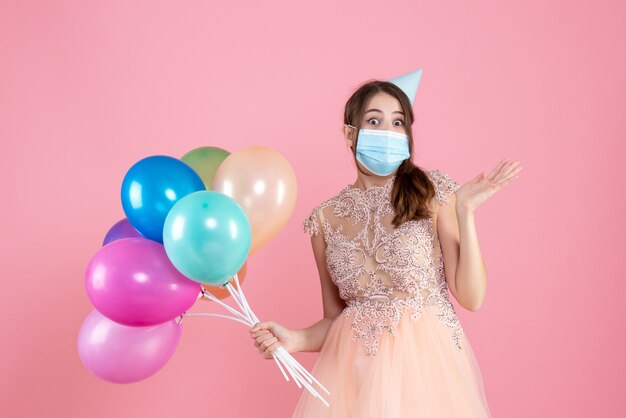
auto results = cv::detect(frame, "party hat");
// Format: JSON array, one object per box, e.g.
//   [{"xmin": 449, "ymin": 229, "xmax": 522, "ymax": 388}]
[{"xmin": 387, "ymin": 69, "xmax": 423, "ymax": 105}]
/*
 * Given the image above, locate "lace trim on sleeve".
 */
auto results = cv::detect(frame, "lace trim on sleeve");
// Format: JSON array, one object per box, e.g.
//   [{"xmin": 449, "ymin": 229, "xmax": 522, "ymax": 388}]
[
  {"xmin": 302, "ymin": 207, "xmax": 321, "ymax": 237},
  {"xmin": 430, "ymin": 169, "xmax": 461, "ymax": 205}
]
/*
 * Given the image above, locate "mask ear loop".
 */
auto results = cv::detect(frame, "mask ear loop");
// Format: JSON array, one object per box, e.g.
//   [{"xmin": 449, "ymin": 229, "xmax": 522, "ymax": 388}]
[{"xmin": 345, "ymin": 124, "xmax": 357, "ymax": 152}]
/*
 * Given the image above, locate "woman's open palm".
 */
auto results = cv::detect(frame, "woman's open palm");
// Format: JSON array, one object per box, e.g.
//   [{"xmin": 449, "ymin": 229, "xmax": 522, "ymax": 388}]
[{"xmin": 455, "ymin": 158, "xmax": 522, "ymax": 211}]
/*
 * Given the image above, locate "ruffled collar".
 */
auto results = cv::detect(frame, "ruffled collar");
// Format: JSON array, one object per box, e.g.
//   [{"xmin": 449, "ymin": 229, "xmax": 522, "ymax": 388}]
[
  {"xmin": 343, "ymin": 175, "xmax": 396, "ymax": 209},
  {"xmin": 345, "ymin": 175, "xmax": 396, "ymax": 193}
]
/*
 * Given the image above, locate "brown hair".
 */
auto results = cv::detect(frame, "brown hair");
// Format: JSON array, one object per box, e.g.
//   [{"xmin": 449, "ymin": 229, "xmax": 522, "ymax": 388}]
[{"xmin": 343, "ymin": 80, "xmax": 436, "ymax": 227}]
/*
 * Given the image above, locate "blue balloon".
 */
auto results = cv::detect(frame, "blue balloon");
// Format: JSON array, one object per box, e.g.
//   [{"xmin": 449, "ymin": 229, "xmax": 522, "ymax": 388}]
[
  {"xmin": 121, "ymin": 156, "xmax": 205, "ymax": 243},
  {"xmin": 162, "ymin": 191, "xmax": 251, "ymax": 286}
]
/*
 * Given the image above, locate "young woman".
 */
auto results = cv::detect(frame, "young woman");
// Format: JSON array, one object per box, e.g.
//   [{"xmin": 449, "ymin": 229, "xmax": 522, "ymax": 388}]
[{"xmin": 249, "ymin": 79, "xmax": 521, "ymax": 417}]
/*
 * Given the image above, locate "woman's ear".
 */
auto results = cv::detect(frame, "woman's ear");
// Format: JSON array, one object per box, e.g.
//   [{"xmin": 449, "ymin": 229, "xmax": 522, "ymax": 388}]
[{"xmin": 343, "ymin": 124, "xmax": 355, "ymax": 149}]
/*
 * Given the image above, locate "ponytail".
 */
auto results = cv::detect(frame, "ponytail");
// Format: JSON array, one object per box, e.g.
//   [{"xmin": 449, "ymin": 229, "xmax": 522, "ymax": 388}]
[{"xmin": 390, "ymin": 159, "xmax": 436, "ymax": 227}]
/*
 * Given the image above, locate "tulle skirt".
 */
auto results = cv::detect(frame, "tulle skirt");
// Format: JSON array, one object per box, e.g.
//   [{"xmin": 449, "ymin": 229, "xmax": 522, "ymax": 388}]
[{"xmin": 292, "ymin": 305, "xmax": 491, "ymax": 418}]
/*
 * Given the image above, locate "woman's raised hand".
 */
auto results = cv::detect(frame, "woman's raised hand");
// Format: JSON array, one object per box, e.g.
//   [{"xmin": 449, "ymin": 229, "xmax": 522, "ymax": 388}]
[
  {"xmin": 455, "ymin": 158, "xmax": 522, "ymax": 211},
  {"xmin": 249, "ymin": 320, "xmax": 299, "ymax": 359}
]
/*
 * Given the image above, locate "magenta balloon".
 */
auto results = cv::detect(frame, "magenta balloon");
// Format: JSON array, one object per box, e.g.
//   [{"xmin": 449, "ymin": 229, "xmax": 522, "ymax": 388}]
[
  {"xmin": 85, "ymin": 237, "xmax": 201, "ymax": 326},
  {"xmin": 77, "ymin": 309, "xmax": 182, "ymax": 383},
  {"xmin": 102, "ymin": 218, "xmax": 143, "ymax": 246}
]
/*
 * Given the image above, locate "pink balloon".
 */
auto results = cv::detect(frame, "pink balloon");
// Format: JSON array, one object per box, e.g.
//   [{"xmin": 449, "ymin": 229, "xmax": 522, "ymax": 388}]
[
  {"xmin": 77, "ymin": 309, "xmax": 182, "ymax": 383},
  {"xmin": 85, "ymin": 237, "xmax": 201, "ymax": 326}
]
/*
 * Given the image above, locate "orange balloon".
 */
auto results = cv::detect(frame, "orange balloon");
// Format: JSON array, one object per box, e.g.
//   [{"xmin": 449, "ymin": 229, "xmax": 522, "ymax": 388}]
[
  {"xmin": 201, "ymin": 260, "xmax": 248, "ymax": 300},
  {"xmin": 211, "ymin": 146, "xmax": 297, "ymax": 254}
]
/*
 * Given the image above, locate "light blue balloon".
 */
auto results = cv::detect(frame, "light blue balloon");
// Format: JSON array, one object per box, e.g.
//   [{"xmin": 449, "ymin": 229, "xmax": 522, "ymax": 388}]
[{"xmin": 162, "ymin": 191, "xmax": 251, "ymax": 286}]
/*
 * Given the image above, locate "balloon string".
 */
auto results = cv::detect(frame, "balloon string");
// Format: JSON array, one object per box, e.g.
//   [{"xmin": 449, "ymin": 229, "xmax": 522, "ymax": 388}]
[
  {"xmin": 284, "ymin": 348, "xmax": 329, "ymax": 395},
  {"xmin": 225, "ymin": 278, "xmax": 291, "ymax": 385},
  {"xmin": 225, "ymin": 280, "xmax": 246, "ymax": 313},
  {"xmin": 198, "ymin": 283, "xmax": 294, "ymax": 384},
  {"xmin": 281, "ymin": 352, "xmax": 302, "ymax": 388},
  {"xmin": 272, "ymin": 353, "xmax": 290, "ymax": 382},
  {"xmin": 278, "ymin": 346, "xmax": 331, "ymax": 397},
  {"xmin": 275, "ymin": 348, "xmax": 330, "ymax": 406},
  {"xmin": 201, "ymin": 290, "xmax": 252, "ymax": 325},
  {"xmin": 198, "ymin": 274, "xmax": 331, "ymax": 406},
  {"xmin": 227, "ymin": 283, "xmax": 257, "ymax": 325},
  {"xmin": 182, "ymin": 312, "xmax": 251, "ymax": 327},
  {"xmin": 233, "ymin": 274, "xmax": 260, "ymax": 323},
  {"xmin": 232, "ymin": 274, "xmax": 329, "ymax": 404},
  {"xmin": 225, "ymin": 282, "xmax": 254, "ymax": 324}
]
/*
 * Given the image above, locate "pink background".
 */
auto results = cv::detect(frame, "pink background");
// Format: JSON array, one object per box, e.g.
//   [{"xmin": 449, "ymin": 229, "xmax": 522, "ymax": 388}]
[{"xmin": 1, "ymin": 1, "xmax": 624, "ymax": 417}]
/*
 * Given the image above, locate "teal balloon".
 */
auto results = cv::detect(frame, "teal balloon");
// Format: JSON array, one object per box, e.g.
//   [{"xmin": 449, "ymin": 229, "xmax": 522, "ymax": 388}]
[{"xmin": 162, "ymin": 191, "xmax": 251, "ymax": 286}]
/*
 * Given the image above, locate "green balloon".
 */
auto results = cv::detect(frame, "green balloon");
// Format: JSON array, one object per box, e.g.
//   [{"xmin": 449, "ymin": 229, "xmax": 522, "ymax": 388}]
[
  {"xmin": 163, "ymin": 191, "xmax": 251, "ymax": 286},
  {"xmin": 181, "ymin": 146, "xmax": 230, "ymax": 189}
]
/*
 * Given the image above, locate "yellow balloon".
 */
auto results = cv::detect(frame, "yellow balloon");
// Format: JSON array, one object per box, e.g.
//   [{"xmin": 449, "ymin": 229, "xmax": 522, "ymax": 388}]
[{"xmin": 212, "ymin": 146, "xmax": 297, "ymax": 254}]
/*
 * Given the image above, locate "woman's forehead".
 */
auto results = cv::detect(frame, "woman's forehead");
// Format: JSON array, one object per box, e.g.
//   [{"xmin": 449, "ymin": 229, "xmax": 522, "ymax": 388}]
[{"xmin": 365, "ymin": 93, "xmax": 403, "ymax": 114}]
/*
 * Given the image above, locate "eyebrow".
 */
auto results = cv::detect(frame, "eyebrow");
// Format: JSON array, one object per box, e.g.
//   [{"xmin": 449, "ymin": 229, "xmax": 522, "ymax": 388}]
[{"xmin": 365, "ymin": 108, "xmax": 405, "ymax": 116}]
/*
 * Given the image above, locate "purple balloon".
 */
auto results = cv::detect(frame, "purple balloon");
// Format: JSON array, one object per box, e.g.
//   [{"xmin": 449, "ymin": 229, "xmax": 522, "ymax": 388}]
[
  {"xmin": 102, "ymin": 218, "xmax": 143, "ymax": 246},
  {"xmin": 77, "ymin": 309, "xmax": 182, "ymax": 383},
  {"xmin": 85, "ymin": 237, "xmax": 201, "ymax": 326}
]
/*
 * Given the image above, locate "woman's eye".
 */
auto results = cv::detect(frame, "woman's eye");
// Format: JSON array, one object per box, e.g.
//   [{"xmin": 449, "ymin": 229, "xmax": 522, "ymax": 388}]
[
  {"xmin": 367, "ymin": 118, "xmax": 380, "ymax": 125},
  {"xmin": 394, "ymin": 120, "xmax": 405, "ymax": 126}
]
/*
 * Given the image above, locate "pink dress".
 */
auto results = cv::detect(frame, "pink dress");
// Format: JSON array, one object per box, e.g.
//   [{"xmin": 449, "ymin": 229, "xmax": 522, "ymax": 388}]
[{"xmin": 293, "ymin": 169, "xmax": 491, "ymax": 417}]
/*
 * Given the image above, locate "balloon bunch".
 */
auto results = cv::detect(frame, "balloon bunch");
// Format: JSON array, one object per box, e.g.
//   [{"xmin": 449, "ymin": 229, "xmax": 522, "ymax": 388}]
[{"xmin": 77, "ymin": 146, "xmax": 330, "ymax": 406}]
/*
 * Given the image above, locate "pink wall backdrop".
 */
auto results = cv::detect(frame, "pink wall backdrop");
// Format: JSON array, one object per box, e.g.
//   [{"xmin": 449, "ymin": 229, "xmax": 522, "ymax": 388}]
[{"xmin": 1, "ymin": 1, "xmax": 624, "ymax": 417}]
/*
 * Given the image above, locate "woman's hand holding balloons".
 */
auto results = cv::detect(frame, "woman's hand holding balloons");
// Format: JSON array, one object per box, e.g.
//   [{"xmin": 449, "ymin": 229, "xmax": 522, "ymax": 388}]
[{"xmin": 249, "ymin": 320, "xmax": 300, "ymax": 359}]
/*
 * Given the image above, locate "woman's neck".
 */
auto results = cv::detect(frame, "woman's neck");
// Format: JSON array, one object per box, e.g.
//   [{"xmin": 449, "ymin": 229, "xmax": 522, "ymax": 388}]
[{"xmin": 351, "ymin": 172, "xmax": 395, "ymax": 191}]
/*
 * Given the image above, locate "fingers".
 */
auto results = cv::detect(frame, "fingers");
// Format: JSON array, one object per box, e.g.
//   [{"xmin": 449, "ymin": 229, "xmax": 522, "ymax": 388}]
[
  {"xmin": 488, "ymin": 158, "xmax": 522, "ymax": 184},
  {"xmin": 258, "ymin": 336, "xmax": 278, "ymax": 353},
  {"xmin": 497, "ymin": 160, "xmax": 523, "ymax": 186},
  {"xmin": 487, "ymin": 157, "xmax": 511, "ymax": 180},
  {"xmin": 486, "ymin": 158, "xmax": 508, "ymax": 181},
  {"xmin": 249, "ymin": 321, "xmax": 273, "ymax": 333},
  {"xmin": 262, "ymin": 340, "xmax": 282, "ymax": 359},
  {"xmin": 248, "ymin": 320, "xmax": 282, "ymax": 359},
  {"xmin": 250, "ymin": 329, "xmax": 270, "ymax": 338},
  {"xmin": 253, "ymin": 331, "xmax": 275, "ymax": 348},
  {"xmin": 471, "ymin": 171, "xmax": 486, "ymax": 183}
]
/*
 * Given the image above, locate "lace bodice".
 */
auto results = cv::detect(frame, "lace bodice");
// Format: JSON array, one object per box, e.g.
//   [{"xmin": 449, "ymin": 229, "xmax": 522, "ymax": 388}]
[{"xmin": 302, "ymin": 169, "xmax": 464, "ymax": 356}]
